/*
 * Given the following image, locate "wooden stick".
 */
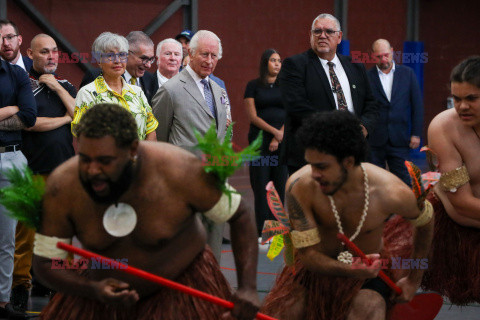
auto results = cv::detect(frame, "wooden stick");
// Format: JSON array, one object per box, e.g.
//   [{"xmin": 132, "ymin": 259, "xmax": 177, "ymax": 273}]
[
  {"xmin": 336, "ymin": 233, "xmax": 402, "ymax": 295},
  {"xmin": 57, "ymin": 242, "xmax": 277, "ymax": 320}
]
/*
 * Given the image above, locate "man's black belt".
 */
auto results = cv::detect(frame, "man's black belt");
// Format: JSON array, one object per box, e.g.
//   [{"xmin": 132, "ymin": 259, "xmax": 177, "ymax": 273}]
[{"xmin": 0, "ymin": 145, "xmax": 21, "ymax": 153}]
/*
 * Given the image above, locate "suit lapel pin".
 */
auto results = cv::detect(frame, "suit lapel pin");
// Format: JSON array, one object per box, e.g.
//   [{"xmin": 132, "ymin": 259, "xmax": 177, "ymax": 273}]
[{"xmin": 352, "ymin": 85, "xmax": 356, "ymax": 89}]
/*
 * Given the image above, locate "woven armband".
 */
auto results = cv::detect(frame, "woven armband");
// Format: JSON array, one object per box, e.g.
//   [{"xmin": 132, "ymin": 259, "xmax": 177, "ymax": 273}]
[
  {"xmin": 204, "ymin": 183, "xmax": 242, "ymax": 224},
  {"xmin": 33, "ymin": 233, "xmax": 72, "ymax": 259},
  {"xmin": 291, "ymin": 228, "xmax": 321, "ymax": 249},
  {"xmin": 410, "ymin": 200, "xmax": 433, "ymax": 227},
  {"xmin": 439, "ymin": 165, "xmax": 469, "ymax": 193}
]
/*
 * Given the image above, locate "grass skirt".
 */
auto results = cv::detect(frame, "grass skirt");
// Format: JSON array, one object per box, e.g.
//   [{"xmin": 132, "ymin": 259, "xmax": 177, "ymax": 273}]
[
  {"xmin": 260, "ymin": 227, "xmax": 402, "ymax": 320},
  {"xmin": 421, "ymin": 192, "xmax": 480, "ymax": 305},
  {"xmin": 40, "ymin": 247, "xmax": 233, "ymax": 319}
]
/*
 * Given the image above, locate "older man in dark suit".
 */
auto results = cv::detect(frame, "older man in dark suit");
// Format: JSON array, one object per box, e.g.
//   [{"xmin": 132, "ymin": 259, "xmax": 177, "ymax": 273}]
[
  {"xmin": 280, "ymin": 13, "xmax": 378, "ymax": 174},
  {"xmin": 367, "ymin": 39, "xmax": 423, "ymax": 185}
]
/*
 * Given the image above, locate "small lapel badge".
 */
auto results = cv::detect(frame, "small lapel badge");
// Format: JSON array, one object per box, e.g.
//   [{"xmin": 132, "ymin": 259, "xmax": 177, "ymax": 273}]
[{"xmin": 352, "ymin": 85, "xmax": 356, "ymax": 89}]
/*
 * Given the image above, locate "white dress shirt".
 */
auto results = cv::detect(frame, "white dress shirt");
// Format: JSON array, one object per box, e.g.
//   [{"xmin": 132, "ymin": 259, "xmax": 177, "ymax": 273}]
[
  {"xmin": 13, "ymin": 54, "xmax": 27, "ymax": 71},
  {"xmin": 319, "ymin": 54, "xmax": 354, "ymax": 113},
  {"xmin": 376, "ymin": 61, "xmax": 396, "ymax": 102},
  {"xmin": 185, "ymin": 65, "xmax": 209, "ymax": 100},
  {"xmin": 156, "ymin": 70, "xmax": 170, "ymax": 88}
]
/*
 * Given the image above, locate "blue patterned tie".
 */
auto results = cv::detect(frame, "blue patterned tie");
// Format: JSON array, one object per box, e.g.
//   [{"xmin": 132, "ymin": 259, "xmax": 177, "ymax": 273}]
[{"xmin": 200, "ymin": 79, "xmax": 216, "ymax": 119}]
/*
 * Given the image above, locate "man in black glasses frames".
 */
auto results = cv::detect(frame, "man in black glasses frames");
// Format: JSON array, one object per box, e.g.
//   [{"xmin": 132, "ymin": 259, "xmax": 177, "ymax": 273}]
[
  {"xmin": 279, "ymin": 13, "xmax": 378, "ymax": 176},
  {"xmin": 0, "ymin": 19, "xmax": 33, "ymax": 72}
]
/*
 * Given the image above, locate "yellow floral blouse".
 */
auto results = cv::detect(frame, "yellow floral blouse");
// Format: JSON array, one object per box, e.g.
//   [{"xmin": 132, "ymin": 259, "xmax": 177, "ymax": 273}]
[{"xmin": 72, "ymin": 76, "xmax": 158, "ymax": 140}]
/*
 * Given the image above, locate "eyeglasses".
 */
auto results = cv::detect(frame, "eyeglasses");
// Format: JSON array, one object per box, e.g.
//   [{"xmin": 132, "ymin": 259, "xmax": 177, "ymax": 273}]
[
  {"xmin": 129, "ymin": 50, "xmax": 156, "ymax": 65},
  {"xmin": 311, "ymin": 29, "xmax": 340, "ymax": 37},
  {"xmin": 2, "ymin": 34, "xmax": 18, "ymax": 43},
  {"xmin": 101, "ymin": 52, "xmax": 128, "ymax": 62}
]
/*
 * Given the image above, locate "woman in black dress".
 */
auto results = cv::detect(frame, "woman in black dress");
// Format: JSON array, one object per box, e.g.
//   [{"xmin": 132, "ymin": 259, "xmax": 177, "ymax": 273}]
[{"xmin": 244, "ymin": 49, "xmax": 288, "ymax": 237}]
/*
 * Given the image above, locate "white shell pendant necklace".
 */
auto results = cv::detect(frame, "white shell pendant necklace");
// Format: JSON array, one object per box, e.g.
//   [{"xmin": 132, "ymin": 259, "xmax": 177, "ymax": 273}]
[
  {"xmin": 102, "ymin": 155, "xmax": 138, "ymax": 237},
  {"xmin": 103, "ymin": 202, "xmax": 137, "ymax": 237},
  {"xmin": 328, "ymin": 163, "xmax": 369, "ymax": 264}
]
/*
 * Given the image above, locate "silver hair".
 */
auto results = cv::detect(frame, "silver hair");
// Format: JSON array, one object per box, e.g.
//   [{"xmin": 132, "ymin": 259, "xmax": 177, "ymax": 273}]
[
  {"xmin": 311, "ymin": 13, "xmax": 341, "ymax": 31},
  {"xmin": 189, "ymin": 30, "xmax": 223, "ymax": 60},
  {"xmin": 92, "ymin": 32, "xmax": 128, "ymax": 54},
  {"xmin": 156, "ymin": 38, "xmax": 182, "ymax": 57},
  {"xmin": 126, "ymin": 31, "xmax": 154, "ymax": 50}
]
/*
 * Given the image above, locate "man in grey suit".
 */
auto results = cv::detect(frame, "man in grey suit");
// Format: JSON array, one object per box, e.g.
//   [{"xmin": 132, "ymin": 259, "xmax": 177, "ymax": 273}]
[{"xmin": 152, "ymin": 30, "xmax": 230, "ymax": 261}]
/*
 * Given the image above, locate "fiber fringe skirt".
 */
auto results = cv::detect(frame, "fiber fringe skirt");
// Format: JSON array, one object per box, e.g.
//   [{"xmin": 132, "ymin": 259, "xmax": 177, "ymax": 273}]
[
  {"xmin": 421, "ymin": 192, "xmax": 480, "ymax": 305},
  {"xmin": 261, "ymin": 216, "xmax": 408, "ymax": 320},
  {"xmin": 40, "ymin": 247, "xmax": 234, "ymax": 320}
]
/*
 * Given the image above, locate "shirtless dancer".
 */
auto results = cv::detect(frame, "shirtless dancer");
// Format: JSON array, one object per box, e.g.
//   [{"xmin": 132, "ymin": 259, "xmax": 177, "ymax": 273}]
[
  {"xmin": 261, "ymin": 111, "xmax": 433, "ymax": 320},
  {"xmin": 422, "ymin": 56, "xmax": 480, "ymax": 304},
  {"xmin": 32, "ymin": 103, "xmax": 260, "ymax": 319}
]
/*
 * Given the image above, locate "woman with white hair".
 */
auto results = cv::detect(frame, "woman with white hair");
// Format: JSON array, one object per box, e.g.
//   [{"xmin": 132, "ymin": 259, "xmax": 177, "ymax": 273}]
[{"xmin": 73, "ymin": 32, "xmax": 158, "ymax": 140}]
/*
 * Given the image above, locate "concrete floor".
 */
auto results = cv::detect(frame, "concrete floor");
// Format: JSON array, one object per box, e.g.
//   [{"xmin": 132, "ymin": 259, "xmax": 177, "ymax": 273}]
[{"xmin": 10, "ymin": 160, "xmax": 480, "ymax": 319}]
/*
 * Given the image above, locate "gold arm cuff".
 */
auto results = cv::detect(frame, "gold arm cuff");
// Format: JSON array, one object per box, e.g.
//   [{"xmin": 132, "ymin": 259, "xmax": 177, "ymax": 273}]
[
  {"xmin": 410, "ymin": 200, "xmax": 433, "ymax": 227},
  {"xmin": 203, "ymin": 183, "xmax": 241, "ymax": 224},
  {"xmin": 33, "ymin": 233, "xmax": 72, "ymax": 259},
  {"xmin": 291, "ymin": 228, "xmax": 321, "ymax": 249},
  {"xmin": 439, "ymin": 165, "xmax": 469, "ymax": 193}
]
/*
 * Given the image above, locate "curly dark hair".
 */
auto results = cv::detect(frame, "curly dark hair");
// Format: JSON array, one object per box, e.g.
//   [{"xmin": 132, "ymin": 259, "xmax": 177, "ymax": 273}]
[
  {"xmin": 450, "ymin": 56, "xmax": 480, "ymax": 88},
  {"xmin": 74, "ymin": 103, "xmax": 138, "ymax": 148},
  {"xmin": 296, "ymin": 110, "xmax": 367, "ymax": 165}
]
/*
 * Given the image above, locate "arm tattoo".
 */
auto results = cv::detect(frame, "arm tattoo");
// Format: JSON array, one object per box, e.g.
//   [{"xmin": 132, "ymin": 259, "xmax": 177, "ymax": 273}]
[
  {"xmin": 0, "ymin": 115, "xmax": 26, "ymax": 131},
  {"xmin": 287, "ymin": 192, "xmax": 310, "ymax": 231},
  {"xmin": 287, "ymin": 177, "xmax": 301, "ymax": 193}
]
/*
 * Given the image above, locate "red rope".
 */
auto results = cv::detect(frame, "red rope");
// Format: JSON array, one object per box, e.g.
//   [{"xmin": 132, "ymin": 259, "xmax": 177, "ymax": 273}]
[{"xmin": 57, "ymin": 242, "xmax": 277, "ymax": 320}]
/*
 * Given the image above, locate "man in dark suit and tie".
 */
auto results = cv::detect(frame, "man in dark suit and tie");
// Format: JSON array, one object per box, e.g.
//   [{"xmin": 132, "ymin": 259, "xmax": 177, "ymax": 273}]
[
  {"xmin": 280, "ymin": 13, "xmax": 378, "ymax": 175},
  {"xmin": 367, "ymin": 39, "xmax": 423, "ymax": 185},
  {"xmin": 0, "ymin": 20, "xmax": 33, "ymax": 72},
  {"xmin": 80, "ymin": 31, "xmax": 157, "ymax": 104}
]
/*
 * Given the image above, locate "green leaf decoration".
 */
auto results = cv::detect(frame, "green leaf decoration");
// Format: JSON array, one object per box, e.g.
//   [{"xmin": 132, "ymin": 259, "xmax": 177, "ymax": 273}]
[
  {"xmin": 283, "ymin": 233, "xmax": 295, "ymax": 267},
  {"xmin": 0, "ymin": 165, "xmax": 45, "ymax": 229},
  {"xmin": 194, "ymin": 122, "xmax": 262, "ymax": 204},
  {"xmin": 262, "ymin": 181, "xmax": 296, "ymax": 268}
]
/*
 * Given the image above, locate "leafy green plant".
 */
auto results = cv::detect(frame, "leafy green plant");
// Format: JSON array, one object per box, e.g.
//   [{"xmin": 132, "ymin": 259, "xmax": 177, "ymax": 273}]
[
  {"xmin": 194, "ymin": 122, "xmax": 262, "ymax": 204},
  {"xmin": 0, "ymin": 166, "xmax": 45, "ymax": 229}
]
